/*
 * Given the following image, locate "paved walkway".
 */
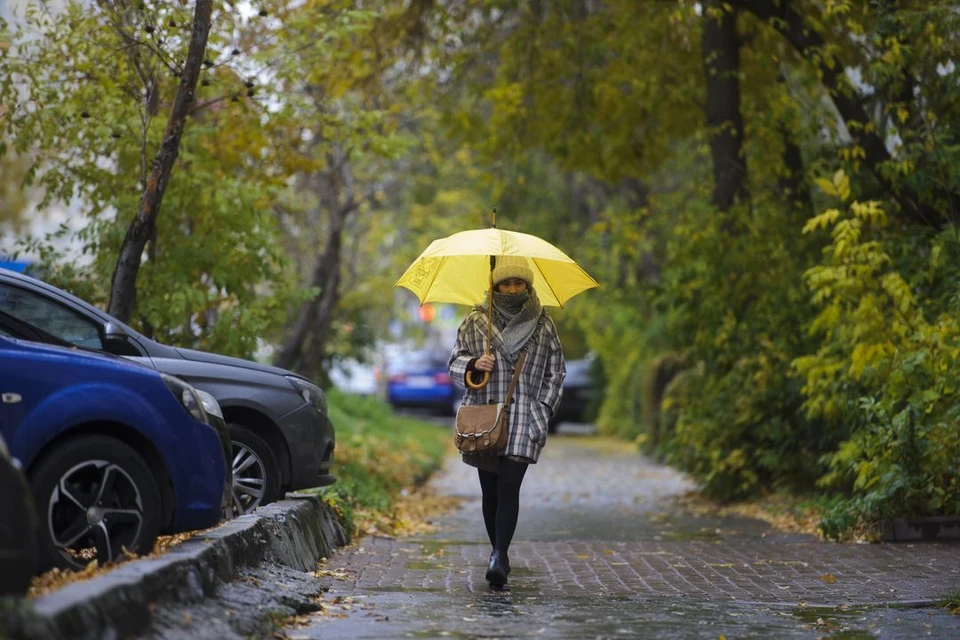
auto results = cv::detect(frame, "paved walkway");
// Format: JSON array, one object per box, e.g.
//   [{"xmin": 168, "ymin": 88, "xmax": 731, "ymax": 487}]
[{"xmin": 291, "ymin": 432, "xmax": 959, "ymax": 639}]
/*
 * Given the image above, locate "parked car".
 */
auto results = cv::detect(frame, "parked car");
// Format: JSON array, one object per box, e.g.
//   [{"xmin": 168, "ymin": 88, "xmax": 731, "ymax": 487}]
[
  {"xmin": 0, "ymin": 335, "xmax": 228, "ymax": 570},
  {"xmin": 386, "ymin": 349, "xmax": 459, "ymax": 415},
  {"xmin": 0, "ymin": 268, "xmax": 336, "ymax": 515},
  {"xmin": 329, "ymin": 358, "xmax": 379, "ymax": 396},
  {"xmin": 0, "ymin": 309, "xmax": 235, "ymax": 520},
  {"xmin": 0, "ymin": 433, "xmax": 38, "ymax": 595},
  {"xmin": 550, "ymin": 352, "xmax": 600, "ymax": 431}
]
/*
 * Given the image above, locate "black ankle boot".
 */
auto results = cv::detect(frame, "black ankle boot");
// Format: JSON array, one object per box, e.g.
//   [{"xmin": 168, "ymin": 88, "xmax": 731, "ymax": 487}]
[{"xmin": 486, "ymin": 550, "xmax": 508, "ymax": 588}]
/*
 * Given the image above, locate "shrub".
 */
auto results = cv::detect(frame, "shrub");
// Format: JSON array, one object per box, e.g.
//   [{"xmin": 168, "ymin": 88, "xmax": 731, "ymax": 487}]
[{"xmin": 796, "ymin": 173, "xmax": 960, "ymax": 536}]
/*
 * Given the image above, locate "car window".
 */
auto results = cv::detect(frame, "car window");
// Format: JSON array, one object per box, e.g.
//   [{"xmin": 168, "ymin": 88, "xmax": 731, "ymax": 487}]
[{"xmin": 0, "ymin": 283, "xmax": 104, "ymax": 349}]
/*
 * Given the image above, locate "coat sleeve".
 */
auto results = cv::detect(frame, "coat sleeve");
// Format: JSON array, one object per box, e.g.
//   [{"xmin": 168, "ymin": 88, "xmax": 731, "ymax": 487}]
[
  {"xmin": 448, "ymin": 312, "xmax": 484, "ymax": 390},
  {"xmin": 538, "ymin": 315, "xmax": 566, "ymax": 415}
]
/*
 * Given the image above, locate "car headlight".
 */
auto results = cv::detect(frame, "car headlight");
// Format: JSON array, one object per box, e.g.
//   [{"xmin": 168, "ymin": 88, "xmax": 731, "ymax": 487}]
[
  {"xmin": 195, "ymin": 389, "xmax": 223, "ymax": 420},
  {"xmin": 285, "ymin": 375, "xmax": 327, "ymax": 413},
  {"xmin": 161, "ymin": 373, "xmax": 208, "ymax": 424}
]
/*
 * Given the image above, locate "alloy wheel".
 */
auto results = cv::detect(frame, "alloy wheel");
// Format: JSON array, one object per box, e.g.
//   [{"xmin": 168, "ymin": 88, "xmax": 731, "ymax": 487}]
[
  {"xmin": 47, "ymin": 460, "xmax": 144, "ymax": 566},
  {"xmin": 231, "ymin": 442, "xmax": 267, "ymax": 515}
]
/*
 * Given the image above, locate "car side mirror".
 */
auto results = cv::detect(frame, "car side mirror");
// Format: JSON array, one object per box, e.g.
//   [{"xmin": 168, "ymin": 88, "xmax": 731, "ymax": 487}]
[
  {"xmin": 102, "ymin": 322, "xmax": 140, "ymax": 356},
  {"xmin": 104, "ymin": 322, "xmax": 126, "ymax": 340}
]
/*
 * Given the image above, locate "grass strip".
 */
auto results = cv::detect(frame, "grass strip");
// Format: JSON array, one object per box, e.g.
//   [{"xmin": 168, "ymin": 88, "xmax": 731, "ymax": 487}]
[{"xmin": 307, "ymin": 390, "xmax": 453, "ymax": 539}]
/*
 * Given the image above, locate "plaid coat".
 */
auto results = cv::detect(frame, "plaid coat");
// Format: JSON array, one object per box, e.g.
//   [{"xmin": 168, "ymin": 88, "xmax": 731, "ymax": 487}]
[{"xmin": 448, "ymin": 308, "xmax": 566, "ymax": 465}]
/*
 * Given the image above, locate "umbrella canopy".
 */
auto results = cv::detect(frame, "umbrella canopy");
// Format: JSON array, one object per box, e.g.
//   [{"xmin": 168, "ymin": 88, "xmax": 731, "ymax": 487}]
[{"xmin": 395, "ymin": 228, "xmax": 599, "ymax": 308}]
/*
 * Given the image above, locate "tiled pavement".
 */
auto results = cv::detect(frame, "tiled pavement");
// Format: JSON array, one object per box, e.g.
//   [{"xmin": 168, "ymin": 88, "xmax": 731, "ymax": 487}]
[{"xmin": 291, "ymin": 429, "xmax": 960, "ymax": 639}]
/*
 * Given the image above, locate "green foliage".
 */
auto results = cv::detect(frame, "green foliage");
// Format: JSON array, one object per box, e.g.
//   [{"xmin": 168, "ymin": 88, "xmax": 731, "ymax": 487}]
[
  {"xmin": 315, "ymin": 390, "xmax": 449, "ymax": 538},
  {"xmin": 641, "ymin": 190, "xmax": 826, "ymax": 500},
  {"xmin": 796, "ymin": 178, "xmax": 960, "ymax": 536},
  {"xmin": 0, "ymin": 1, "xmax": 304, "ymax": 357}
]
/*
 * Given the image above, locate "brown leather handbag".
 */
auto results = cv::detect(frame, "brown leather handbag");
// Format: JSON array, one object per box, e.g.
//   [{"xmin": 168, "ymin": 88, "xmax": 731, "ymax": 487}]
[{"xmin": 454, "ymin": 352, "xmax": 527, "ymax": 454}]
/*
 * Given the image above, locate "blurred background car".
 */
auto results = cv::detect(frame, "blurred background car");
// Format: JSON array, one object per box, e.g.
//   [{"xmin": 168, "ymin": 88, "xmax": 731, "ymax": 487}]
[
  {"xmin": 0, "ymin": 335, "xmax": 228, "ymax": 571},
  {"xmin": 0, "ymin": 433, "xmax": 38, "ymax": 595},
  {"xmin": 386, "ymin": 349, "xmax": 459, "ymax": 416},
  {"xmin": 550, "ymin": 352, "xmax": 601, "ymax": 432},
  {"xmin": 0, "ymin": 267, "xmax": 335, "ymax": 515},
  {"xmin": 328, "ymin": 358, "xmax": 379, "ymax": 396}
]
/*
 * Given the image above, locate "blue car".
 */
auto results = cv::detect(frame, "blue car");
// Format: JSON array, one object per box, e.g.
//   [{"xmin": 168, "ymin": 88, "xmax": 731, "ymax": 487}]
[
  {"xmin": 0, "ymin": 335, "xmax": 228, "ymax": 571},
  {"xmin": 386, "ymin": 350, "xmax": 460, "ymax": 415}
]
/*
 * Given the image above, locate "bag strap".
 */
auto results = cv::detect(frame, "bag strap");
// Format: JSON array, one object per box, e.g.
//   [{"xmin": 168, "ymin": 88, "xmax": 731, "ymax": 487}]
[{"xmin": 503, "ymin": 351, "xmax": 527, "ymax": 406}]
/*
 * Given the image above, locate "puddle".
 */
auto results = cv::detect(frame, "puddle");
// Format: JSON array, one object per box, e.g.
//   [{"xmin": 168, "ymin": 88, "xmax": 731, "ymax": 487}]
[
  {"xmin": 659, "ymin": 529, "xmax": 722, "ymax": 541},
  {"xmin": 823, "ymin": 631, "xmax": 877, "ymax": 640},
  {"xmin": 417, "ymin": 539, "xmax": 481, "ymax": 555},
  {"xmin": 790, "ymin": 605, "xmax": 876, "ymax": 640},
  {"xmin": 405, "ymin": 560, "xmax": 448, "ymax": 570},
  {"xmin": 791, "ymin": 605, "xmax": 866, "ymax": 623},
  {"xmin": 367, "ymin": 585, "xmax": 444, "ymax": 593}
]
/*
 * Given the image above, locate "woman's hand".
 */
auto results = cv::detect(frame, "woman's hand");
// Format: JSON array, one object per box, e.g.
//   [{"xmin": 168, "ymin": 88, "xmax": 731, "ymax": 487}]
[{"xmin": 474, "ymin": 354, "xmax": 496, "ymax": 372}]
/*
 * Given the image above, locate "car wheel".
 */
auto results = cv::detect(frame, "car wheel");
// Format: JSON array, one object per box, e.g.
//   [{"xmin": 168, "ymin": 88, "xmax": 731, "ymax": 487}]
[
  {"xmin": 228, "ymin": 424, "xmax": 281, "ymax": 516},
  {"xmin": 29, "ymin": 435, "xmax": 161, "ymax": 572}
]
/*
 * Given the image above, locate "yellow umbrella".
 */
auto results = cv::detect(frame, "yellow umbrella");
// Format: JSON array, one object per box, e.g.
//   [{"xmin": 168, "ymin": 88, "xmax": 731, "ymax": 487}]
[{"xmin": 395, "ymin": 223, "xmax": 599, "ymax": 388}]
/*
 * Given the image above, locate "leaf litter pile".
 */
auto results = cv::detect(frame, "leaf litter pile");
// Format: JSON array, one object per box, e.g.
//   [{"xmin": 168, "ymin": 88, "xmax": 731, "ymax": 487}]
[
  {"xmin": 355, "ymin": 484, "xmax": 463, "ymax": 538},
  {"xmin": 27, "ymin": 528, "xmax": 214, "ymax": 599},
  {"xmin": 674, "ymin": 491, "xmax": 824, "ymax": 538}
]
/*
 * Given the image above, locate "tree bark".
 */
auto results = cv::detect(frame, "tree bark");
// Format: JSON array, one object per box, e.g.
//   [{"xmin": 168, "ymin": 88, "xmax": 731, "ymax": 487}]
[
  {"xmin": 274, "ymin": 148, "xmax": 356, "ymax": 379},
  {"xmin": 779, "ymin": 125, "xmax": 812, "ymax": 218},
  {"xmin": 701, "ymin": 1, "xmax": 748, "ymax": 212},
  {"xmin": 106, "ymin": 0, "xmax": 213, "ymax": 322},
  {"xmin": 729, "ymin": 0, "xmax": 945, "ymax": 227}
]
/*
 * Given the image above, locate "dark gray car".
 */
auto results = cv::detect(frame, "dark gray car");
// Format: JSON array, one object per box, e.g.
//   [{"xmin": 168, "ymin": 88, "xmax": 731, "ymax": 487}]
[{"xmin": 0, "ymin": 268, "xmax": 335, "ymax": 514}]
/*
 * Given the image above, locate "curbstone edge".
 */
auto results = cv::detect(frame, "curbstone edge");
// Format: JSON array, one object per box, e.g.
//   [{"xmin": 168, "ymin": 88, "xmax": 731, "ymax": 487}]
[{"xmin": 0, "ymin": 494, "xmax": 348, "ymax": 640}]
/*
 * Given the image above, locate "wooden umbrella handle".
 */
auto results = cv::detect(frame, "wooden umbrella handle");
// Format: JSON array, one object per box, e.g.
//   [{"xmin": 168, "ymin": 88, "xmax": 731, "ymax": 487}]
[
  {"xmin": 466, "ymin": 369, "xmax": 489, "ymax": 389},
  {"xmin": 466, "ymin": 260, "xmax": 495, "ymax": 390}
]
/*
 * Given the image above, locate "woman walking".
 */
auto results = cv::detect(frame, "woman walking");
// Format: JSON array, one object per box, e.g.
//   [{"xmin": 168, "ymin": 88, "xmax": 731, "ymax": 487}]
[{"xmin": 448, "ymin": 255, "xmax": 566, "ymax": 590}]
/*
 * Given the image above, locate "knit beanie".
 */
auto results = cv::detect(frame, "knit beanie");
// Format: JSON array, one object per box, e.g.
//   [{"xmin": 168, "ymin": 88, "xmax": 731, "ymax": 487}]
[{"xmin": 491, "ymin": 255, "xmax": 535, "ymax": 286}]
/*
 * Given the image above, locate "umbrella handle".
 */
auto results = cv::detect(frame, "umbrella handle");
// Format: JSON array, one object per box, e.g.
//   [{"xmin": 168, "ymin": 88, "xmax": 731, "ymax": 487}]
[
  {"xmin": 466, "ymin": 260, "xmax": 496, "ymax": 391},
  {"xmin": 466, "ymin": 369, "xmax": 489, "ymax": 389}
]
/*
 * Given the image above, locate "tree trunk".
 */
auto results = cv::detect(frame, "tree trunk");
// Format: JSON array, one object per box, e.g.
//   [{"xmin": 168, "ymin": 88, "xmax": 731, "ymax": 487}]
[
  {"xmin": 106, "ymin": 0, "xmax": 213, "ymax": 322},
  {"xmin": 274, "ymin": 148, "xmax": 356, "ymax": 379},
  {"xmin": 702, "ymin": 1, "xmax": 748, "ymax": 213},
  {"xmin": 730, "ymin": 0, "xmax": 946, "ymax": 227},
  {"xmin": 779, "ymin": 125, "xmax": 812, "ymax": 218}
]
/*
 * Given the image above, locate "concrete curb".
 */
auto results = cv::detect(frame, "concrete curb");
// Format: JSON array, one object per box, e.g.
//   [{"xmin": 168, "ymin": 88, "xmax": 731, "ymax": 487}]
[{"xmin": 0, "ymin": 494, "xmax": 348, "ymax": 640}]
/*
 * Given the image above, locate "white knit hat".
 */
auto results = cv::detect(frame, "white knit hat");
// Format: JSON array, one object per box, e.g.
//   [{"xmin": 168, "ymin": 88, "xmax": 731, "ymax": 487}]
[{"xmin": 491, "ymin": 255, "xmax": 534, "ymax": 286}]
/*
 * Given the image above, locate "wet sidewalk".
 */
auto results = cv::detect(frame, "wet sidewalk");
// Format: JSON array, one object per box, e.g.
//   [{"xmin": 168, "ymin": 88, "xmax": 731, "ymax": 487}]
[{"xmin": 292, "ymin": 432, "xmax": 959, "ymax": 639}]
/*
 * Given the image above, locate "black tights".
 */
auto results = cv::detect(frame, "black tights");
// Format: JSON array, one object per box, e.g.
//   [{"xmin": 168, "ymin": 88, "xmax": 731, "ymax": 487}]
[{"xmin": 477, "ymin": 459, "xmax": 528, "ymax": 557}]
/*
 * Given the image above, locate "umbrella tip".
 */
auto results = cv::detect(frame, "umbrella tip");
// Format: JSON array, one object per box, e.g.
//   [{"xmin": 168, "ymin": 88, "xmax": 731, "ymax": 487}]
[{"xmin": 491, "ymin": 207, "xmax": 497, "ymax": 228}]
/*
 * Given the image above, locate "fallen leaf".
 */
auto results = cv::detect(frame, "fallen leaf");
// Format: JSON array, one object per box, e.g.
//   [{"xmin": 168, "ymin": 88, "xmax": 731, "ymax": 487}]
[{"xmin": 821, "ymin": 573, "xmax": 838, "ymax": 583}]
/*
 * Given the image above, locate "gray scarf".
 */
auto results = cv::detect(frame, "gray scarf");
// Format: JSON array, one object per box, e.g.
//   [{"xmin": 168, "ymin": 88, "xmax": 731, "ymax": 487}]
[{"xmin": 477, "ymin": 286, "xmax": 542, "ymax": 361}]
